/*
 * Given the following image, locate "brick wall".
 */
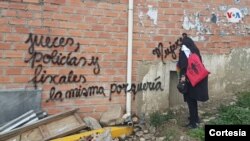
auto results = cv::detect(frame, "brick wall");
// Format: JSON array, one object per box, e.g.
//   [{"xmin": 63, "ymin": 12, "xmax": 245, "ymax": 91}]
[{"xmin": 0, "ymin": 0, "xmax": 249, "ymax": 119}]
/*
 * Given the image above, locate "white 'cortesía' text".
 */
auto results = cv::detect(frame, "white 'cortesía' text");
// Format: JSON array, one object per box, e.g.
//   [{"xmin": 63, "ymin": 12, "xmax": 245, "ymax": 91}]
[{"xmin": 209, "ymin": 129, "xmax": 246, "ymax": 136}]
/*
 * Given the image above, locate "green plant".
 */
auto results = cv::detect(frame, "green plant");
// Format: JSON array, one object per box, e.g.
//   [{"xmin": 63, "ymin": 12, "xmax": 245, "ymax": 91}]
[
  {"xmin": 149, "ymin": 111, "xmax": 173, "ymax": 127},
  {"xmin": 209, "ymin": 92, "xmax": 250, "ymax": 125},
  {"xmin": 187, "ymin": 127, "xmax": 205, "ymax": 141},
  {"xmin": 188, "ymin": 92, "xmax": 250, "ymax": 140},
  {"xmin": 164, "ymin": 129, "xmax": 177, "ymax": 141},
  {"xmin": 236, "ymin": 92, "xmax": 250, "ymax": 108},
  {"xmin": 210, "ymin": 105, "xmax": 250, "ymax": 125}
]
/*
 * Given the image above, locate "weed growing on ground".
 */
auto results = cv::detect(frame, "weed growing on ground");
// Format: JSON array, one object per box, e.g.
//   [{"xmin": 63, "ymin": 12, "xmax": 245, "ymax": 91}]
[
  {"xmin": 187, "ymin": 127, "xmax": 204, "ymax": 141},
  {"xmin": 188, "ymin": 91, "xmax": 250, "ymax": 141},
  {"xmin": 149, "ymin": 111, "xmax": 174, "ymax": 128}
]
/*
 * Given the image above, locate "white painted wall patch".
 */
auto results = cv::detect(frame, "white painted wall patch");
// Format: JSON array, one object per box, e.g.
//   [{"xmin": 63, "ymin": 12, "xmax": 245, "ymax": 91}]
[{"xmin": 147, "ymin": 5, "xmax": 158, "ymax": 25}]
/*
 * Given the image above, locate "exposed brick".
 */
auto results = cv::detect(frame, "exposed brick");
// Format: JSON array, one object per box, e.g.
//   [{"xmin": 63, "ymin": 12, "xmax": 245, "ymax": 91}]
[
  {"xmin": 82, "ymin": 46, "xmax": 95, "ymax": 52},
  {"xmin": 0, "ymin": 2, "xmax": 9, "ymax": 9},
  {"xmin": 60, "ymin": 21, "xmax": 78, "ymax": 29},
  {"xmin": 95, "ymin": 105, "xmax": 109, "ymax": 112},
  {"xmin": 113, "ymin": 19, "xmax": 126, "ymax": 25},
  {"xmin": 84, "ymin": 16, "xmax": 98, "ymax": 23},
  {"xmin": 77, "ymin": 106, "xmax": 94, "ymax": 113},
  {"xmin": 0, "ymin": 18, "xmax": 9, "ymax": 25},
  {"xmin": 91, "ymin": 25, "xmax": 104, "ymax": 31},
  {"xmin": 23, "ymin": 0, "xmax": 40, "ymax": 3},
  {"xmin": 90, "ymin": 40, "xmax": 106, "ymax": 46},
  {"xmin": 76, "ymin": 9, "xmax": 89, "ymax": 15},
  {"xmin": 110, "ymin": 0, "xmax": 121, "ymax": 4},
  {"xmin": 113, "ymin": 33, "xmax": 127, "ymax": 39},
  {"xmin": 13, "ymin": 27, "xmax": 30, "ymax": 34},
  {"xmin": 0, "ymin": 60, "xmax": 12, "ymax": 67},
  {"xmin": 0, "ymin": 26, "xmax": 11, "ymax": 33},
  {"xmin": 5, "ymin": 34, "xmax": 24, "ymax": 42},
  {"xmin": 111, "ymin": 47, "xmax": 125, "ymax": 53},
  {"xmin": 6, "ymin": 68, "xmax": 22, "ymax": 75},
  {"xmin": 27, "ymin": 4, "xmax": 41, "ymax": 11},
  {"xmin": 0, "ymin": 42, "xmax": 11, "ymax": 50},
  {"xmin": 9, "ymin": 18, "xmax": 26, "ymax": 25},
  {"xmin": 99, "ymin": 76, "xmax": 112, "ymax": 82},
  {"xmin": 68, "ymin": 30, "xmax": 82, "ymax": 37},
  {"xmin": 13, "ymin": 76, "xmax": 30, "ymax": 83},
  {"xmin": 100, "ymin": 61, "xmax": 112, "ymax": 68},
  {"xmin": 45, "ymin": 107, "xmax": 64, "ymax": 115},
  {"xmin": 98, "ymin": 2, "xmax": 112, "ymax": 9},
  {"xmin": 21, "ymin": 68, "xmax": 34, "ymax": 75},
  {"xmin": 0, "ymin": 77, "xmax": 11, "ymax": 83},
  {"xmin": 112, "ymin": 62, "xmax": 126, "ymax": 68},
  {"xmin": 33, "ymin": 28, "xmax": 50, "ymax": 35},
  {"xmin": 104, "ymin": 25, "xmax": 119, "ymax": 32},
  {"xmin": 5, "ymin": 50, "xmax": 24, "ymax": 58},
  {"xmin": 113, "ymin": 4, "xmax": 127, "ymax": 11},
  {"xmin": 3, "ymin": 10, "xmax": 17, "ymax": 17},
  {"xmin": 98, "ymin": 17, "xmax": 113, "ymax": 24},
  {"xmin": 84, "ymin": 1, "xmax": 97, "ymax": 8},
  {"xmin": 67, "ymin": 0, "xmax": 82, "ymax": 6},
  {"xmin": 91, "ymin": 9, "xmax": 104, "ymax": 16},
  {"xmin": 84, "ymin": 31, "xmax": 97, "ymax": 38},
  {"xmin": 18, "ymin": 11, "xmax": 33, "ymax": 18},
  {"xmin": 44, "ymin": 4, "xmax": 59, "ymax": 12},
  {"xmin": 13, "ymin": 60, "xmax": 29, "ymax": 67},
  {"xmin": 159, "ymin": 2, "xmax": 170, "ymax": 8},
  {"xmin": 98, "ymin": 32, "xmax": 112, "ymax": 38},
  {"xmin": 28, "ymin": 19, "xmax": 42, "ymax": 26},
  {"xmin": 43, "ymin": 20, "xmax": 60, "ymax": 28},
  {"xmin": 44, "ymin": 0, "xmax": 66, "ymax": 5},
  {"xmin": 105, "ymin": 11, "xmax": 119, "ymax": 17},
  {"xmin": 60, "ymin": 6, "xmax": 75, "ymax": 14},
  {"xmin": 9, "ymin": 3, "xmax": 26, "ymax": 10}
]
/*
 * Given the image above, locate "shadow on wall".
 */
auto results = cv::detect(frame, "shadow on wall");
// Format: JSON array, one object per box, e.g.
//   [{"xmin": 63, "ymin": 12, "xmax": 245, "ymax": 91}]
[{"xmin": 0, "ymin": 89, "xmax": 42, "ymax": 126}]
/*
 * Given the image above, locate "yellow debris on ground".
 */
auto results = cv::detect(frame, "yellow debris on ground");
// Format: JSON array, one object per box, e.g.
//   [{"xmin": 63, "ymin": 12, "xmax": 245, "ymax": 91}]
[{"xmin": 51, "ymin": 126, "xmax": 133, "ymax": 141}]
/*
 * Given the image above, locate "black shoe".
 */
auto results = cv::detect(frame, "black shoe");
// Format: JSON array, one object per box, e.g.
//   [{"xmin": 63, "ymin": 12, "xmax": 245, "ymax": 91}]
[{"xmin": 185, "ymin": 123, "xmax": 197, "ymax": 129}]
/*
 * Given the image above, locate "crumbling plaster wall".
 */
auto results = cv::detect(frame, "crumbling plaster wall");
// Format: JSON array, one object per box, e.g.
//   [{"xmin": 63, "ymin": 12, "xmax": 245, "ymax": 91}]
[{"xmin": 137, "ymin": 47, "xmax": 250, "ymax": 115}]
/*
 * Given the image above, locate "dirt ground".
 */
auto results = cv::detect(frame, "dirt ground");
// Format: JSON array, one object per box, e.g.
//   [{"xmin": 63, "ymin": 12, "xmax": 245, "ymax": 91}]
[{"xmin": 155, "ymin": 93, "xmax": 239, "ymax": 141}]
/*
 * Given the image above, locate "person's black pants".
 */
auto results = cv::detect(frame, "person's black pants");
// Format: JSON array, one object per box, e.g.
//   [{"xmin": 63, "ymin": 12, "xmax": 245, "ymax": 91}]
[{"xmin": 186, "ymin": 97, "xmax": 199, "ymax": 125}]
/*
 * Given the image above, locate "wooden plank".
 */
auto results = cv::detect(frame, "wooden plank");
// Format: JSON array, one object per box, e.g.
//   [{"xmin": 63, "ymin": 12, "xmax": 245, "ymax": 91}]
[
  {"xmin": 20, "ymin": 128, "xmax": 43, "ymax": 141},
  {"xmin": 45, "ymin": 115, "xmax": 80, "ymax": 135},
  {"xmin": 5, "ymin": 135, "xmax": 20, "ymax": 141},
  {"xmin": 38, "ymin": 126, "xmax": 47, "ymax": 138},
  {"xmin": 74, "ymin": 113, "xmax": 83, "ymax": 124},
  {"xmin": 0, "ymin": 108, "xmax": 86, "ymax": 141}
]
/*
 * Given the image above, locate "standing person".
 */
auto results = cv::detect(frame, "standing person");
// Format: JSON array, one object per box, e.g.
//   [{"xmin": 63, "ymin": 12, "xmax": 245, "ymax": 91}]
[{"xmin": 177, "ymin": 33, "xmax": 209, "ymax": 128}]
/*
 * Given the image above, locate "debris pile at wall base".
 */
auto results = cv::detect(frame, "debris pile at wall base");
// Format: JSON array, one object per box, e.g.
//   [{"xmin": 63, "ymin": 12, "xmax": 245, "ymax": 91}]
[{"xmin": 0, "ymin": 108, "xmax": 136, "ymax": 141}]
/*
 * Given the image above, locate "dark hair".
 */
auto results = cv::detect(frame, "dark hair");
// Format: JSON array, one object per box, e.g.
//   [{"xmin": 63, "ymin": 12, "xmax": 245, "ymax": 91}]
[
  {"xmin": 181, "ymin": 33, "xmax": 199, "ymax": 53},
  {"xmin": 182, "ymin": 33, "xmax": 187, "ymax": 38}
]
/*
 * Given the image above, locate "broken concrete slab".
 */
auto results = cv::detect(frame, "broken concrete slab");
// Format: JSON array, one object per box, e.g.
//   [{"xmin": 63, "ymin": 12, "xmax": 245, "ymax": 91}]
[
  {"xmin": 83, "ymin": 117, "xmax": 102, "ymax": 130},
  {"xmin": 100, "ymin": 105, "xmax": 123, "ymax": 126}
]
